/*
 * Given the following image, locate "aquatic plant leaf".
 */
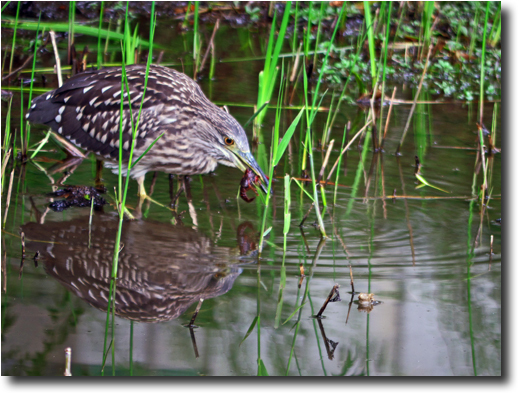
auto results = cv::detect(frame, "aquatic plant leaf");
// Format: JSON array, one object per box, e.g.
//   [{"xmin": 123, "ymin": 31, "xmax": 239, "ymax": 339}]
[
  {"xmin": 258, "ymin": 359, "xmax": 269, "ymax": 376},
  {"xmin": 415, "ymin": 173, "xmax": 450, "ymax": 193},
  {"xmin": 273, "ymin": 107, "xmax": 305, "ymax": 166},
  {"xmin": 282, "ymin": 302, "xmax": 307, "ymax": 325},
  {"xmin": 239, "ymin": 316, "xmax": 258, "ymax": 347}
]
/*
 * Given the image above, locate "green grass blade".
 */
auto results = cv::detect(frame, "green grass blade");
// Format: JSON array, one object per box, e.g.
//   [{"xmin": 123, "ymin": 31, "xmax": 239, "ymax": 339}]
[
  {"xmin": 244, "ymin": 101, "xmax": 269, "ymax": 127},
  {"xmin": 282, "ymin": 302, "xmax": 307, "ymax": 325},
  {"xmin": 240, "ymin": 316, "xmax": 258, "ymax": 346},
  {"xmin": 131, "ymin": 133, "xmax": 164, "ymax": 168},
  {"xmin": 415, "ymin": 173, "xmax": 450, "ymax": 193},
  {"xmin": 0, "ymin": 20, "xmax": 163, "ymax": 49},
  {"xmin": 273, "ymin": 107, "xmax": 305, "ymax": 166}
]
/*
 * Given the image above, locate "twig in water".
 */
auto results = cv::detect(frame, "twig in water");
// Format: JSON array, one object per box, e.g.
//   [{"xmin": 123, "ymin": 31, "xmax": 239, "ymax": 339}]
[
  {"xmin": 316, "ymin": 284, "xmax": 341, "ymax": 318},
  {"xmin": 189, "ymin": 327, "xmax": 200, "ymax": 359},
  {"xmin": 349, "ymin": 265, "xmax": 355, "ymax": 294},
  {"xmin": 299, "ymin": 202, "xmax": 315, "ymax": 227}
]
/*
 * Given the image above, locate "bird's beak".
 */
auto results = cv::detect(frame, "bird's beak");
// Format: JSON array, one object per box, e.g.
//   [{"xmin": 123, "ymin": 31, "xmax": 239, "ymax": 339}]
[{"xmin": 234, "ymin": 151, "xmax": 269, "ymax": 194}]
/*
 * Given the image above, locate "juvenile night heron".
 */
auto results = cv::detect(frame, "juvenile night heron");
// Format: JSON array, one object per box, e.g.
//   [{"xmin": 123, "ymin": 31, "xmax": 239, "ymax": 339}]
[{"xmin": 27, "ymin": 64, "xmax": 268, "ymax": 198}]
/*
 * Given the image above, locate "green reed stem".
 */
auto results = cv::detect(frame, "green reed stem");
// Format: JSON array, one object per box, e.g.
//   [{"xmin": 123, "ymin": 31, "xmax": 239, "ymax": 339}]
[
  {"xmin": 363, "ymin": 1, "xmax": 376, "ymax": 87},
  {"xmin": 8, "ymin": 1, "xmax": 20, "ymax": 74},
  {"xmin": 103, "ymin": 1, "xmax": 156, "ymax": 374},
  {"xmin": 97, "ymin": 1, "xmax": 105, "ymax": 69},
  {"xmin": 479, "ymin": 1, "xmax": 490, "ymax": 125}
]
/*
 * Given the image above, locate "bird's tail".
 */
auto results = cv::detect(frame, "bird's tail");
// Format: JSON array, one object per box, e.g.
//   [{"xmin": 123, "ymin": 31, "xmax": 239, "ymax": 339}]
[{"xmin": 26, "ymin": 91, "xmax": 60, "ymax": 130}]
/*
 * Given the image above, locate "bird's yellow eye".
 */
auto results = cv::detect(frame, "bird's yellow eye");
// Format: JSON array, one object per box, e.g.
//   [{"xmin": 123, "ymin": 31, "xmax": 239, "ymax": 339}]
[{"xmin": 224, "ymin": 137, "xmax": 234, "ymax": 146}]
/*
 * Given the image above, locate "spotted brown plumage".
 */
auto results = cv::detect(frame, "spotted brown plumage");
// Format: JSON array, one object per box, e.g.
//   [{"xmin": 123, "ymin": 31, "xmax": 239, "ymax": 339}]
[{"xmin": 27, "ymin": 64, "xmax": 268, "ymax": 196}]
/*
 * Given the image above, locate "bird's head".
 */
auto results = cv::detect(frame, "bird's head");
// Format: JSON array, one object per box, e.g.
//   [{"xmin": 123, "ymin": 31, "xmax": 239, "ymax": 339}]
[
  {"xmin": 198, "ymin": 112, "xmax": 269, "ymax": 194},
  {"xmin": 194, "ymin": 107, "xmax": 269, "ymax": 193}
]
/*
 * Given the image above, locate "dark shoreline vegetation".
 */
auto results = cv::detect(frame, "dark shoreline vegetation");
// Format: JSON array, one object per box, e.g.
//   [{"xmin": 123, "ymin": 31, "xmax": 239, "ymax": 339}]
[{"xmin": 1, "ymin": 1, "xmax": 501, "ymax": 376}]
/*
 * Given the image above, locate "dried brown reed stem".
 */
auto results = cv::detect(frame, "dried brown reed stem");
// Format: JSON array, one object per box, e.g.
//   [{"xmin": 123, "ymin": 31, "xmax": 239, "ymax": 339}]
[
  {"xmin": 381, "ymin": 87, "xmax": 397, "ymax": 149},
  {"xmin": 299, "ymin": 202, "xmax": 315, "ymax": 227},
  {"xmin": 298, "ymin": 263, "xmax": 305, "ymax": 288},
  {"xmin": 3, "ymin": 169, "xmax": 15, "ymax": 228},
  {"xmin": 316, "ymin": 139, "xmax": 334, "ymax": 186},
  {"xmin": 199, "ymin": 19, "xmax": 220, "ymax": 73},
  {"xmin": 290, "ymin": 42, "xmax": 303, "ymax": 82},
  {"xmin": 349, "ymin": 265, "xmax": 355, "ymax": 293},
  {"xmin": 326, "ymin": 119, "xmax": 372, "ymax": 184},
  {"xmin": 2, "ymin": 55, "xmax": 34, "ymax": 81},
  {"xmin": 1, "ymin": 148, "xmax": 12, "ymax": 183},
  {"xmin": 189, "ymin": 298, "xmax": 204, "ymax": 327},
  {"xmin": 396, "ymin": 44, "xmax": 433, "ymax": 155},
  {"xmin": 50, "ymin": 31, "xmax": 63, "ymax": 87},
  {"xmin": 189, "ymin": 327, "xmax": 200, "ymax": 359},
  {"xmin": 299, "ymin": 227, "xmax": 311, "ymax": 254},
  {"xmin": 289, "ymin": 61, "xmax": 304, "ymax": 105},
  {"xmin": 333, "ymin": 226, "xmax": 350, "ymax": 257}
]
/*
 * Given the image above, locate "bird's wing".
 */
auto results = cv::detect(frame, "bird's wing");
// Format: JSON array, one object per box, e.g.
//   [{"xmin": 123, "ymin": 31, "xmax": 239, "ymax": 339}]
[{"xmin": 27, "ymin": 65, "xmax": 191, "ymax": 160}]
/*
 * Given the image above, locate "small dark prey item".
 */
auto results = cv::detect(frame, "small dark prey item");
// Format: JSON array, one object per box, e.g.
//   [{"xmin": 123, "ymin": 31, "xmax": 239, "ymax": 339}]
[
  {"xmin": 48, "ymin": 185, "xmax": 107, "ymax": 212},
  {"xmin": 240, "ymin": 168, "xmax": 261, "ymax": 203}
]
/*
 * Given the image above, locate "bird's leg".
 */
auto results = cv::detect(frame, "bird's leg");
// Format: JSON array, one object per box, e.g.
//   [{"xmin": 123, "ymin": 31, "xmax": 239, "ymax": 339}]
[
  {"xmin": 136, "ymin": 175, "xmax": 148, "ymax": 199},
  {"xmin": 170, "ymin": 176, "xmax": 185, "ymax": 209},
  {"xmin": 134, "ymin": 175, "xmax": 173, "ymax": 213},
  {"xmin": 95, "ymin": 159, "xmax": 104, "ymax": 189}
]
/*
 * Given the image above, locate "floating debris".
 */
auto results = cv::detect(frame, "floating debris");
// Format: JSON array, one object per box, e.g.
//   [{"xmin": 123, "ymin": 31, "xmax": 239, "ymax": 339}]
[{"xmin": 48, "ymin": 185, "xmax": 107, "ymax": 212}]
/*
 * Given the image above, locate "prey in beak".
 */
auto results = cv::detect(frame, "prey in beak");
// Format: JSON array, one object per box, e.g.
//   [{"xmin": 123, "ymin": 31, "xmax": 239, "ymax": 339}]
[
  {"xmin": 233, "ymin": 151, "xmax": 269, "ymax": 196},
  {"xmin": 230, "ymin": 151, "xmax": 269, "ymax": 202}
]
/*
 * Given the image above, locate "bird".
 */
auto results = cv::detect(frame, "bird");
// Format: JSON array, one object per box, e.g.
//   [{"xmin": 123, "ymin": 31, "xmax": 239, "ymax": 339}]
[{"xmin": 27, "ymin": 64, "xmax": 268, "ymax": 199}]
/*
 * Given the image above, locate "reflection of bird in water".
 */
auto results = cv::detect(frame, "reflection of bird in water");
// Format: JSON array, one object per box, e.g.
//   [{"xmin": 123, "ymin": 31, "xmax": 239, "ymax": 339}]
[
  {"xmin": 26, "ymin": 64, "xmax": 268, "ymax": 200},
  {"xmin": 22, "ymin": 214, "xmax": 257, "ymax": 323}
]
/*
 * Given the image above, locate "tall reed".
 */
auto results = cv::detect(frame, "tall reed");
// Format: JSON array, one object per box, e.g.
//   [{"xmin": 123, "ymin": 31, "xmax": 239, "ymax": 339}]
[
  {"xmin": 102, "ymin": 1, "xmax": 157, "ymax": 375},
  {"xmin": 255, "ymin": 1, "xmax": 292, "ymax": 128},
  {"xmin": 479, "ymin": 2, "xmax": 490, "ymax": 125}
]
